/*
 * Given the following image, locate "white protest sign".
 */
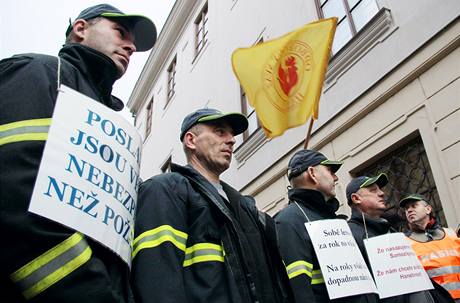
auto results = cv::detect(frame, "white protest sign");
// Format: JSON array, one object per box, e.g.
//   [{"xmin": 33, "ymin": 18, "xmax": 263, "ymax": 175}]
[
  {"xmin": 29, "ymin": 85, "xmax": 142, "ymax": 267},
  {"xmin": 306, "ymin": 219, "xmax": 378, "ymax": 299},
  {"xmin": 364, "ymin": 232, "xmax": 433, "ymax": 298}
]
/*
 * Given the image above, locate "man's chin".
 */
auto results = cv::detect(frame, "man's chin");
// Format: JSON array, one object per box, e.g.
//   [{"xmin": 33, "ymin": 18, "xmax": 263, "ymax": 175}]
[{"xmin": 114, "ymin": 62, "xmax": 127, "ymax": 79}]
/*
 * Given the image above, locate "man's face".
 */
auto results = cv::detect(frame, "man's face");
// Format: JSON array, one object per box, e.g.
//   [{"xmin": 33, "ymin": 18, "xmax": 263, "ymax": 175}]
[
  {"xmin": 80, "ymin": 18, "xmax": 136, "ymax": 78},
  {"xmin": 404, "ymin": 200, "xmax": 431, "ymax": 224},
  {"xmin": 190, "ymin": 121, "xmax": 236, "ymax": 176},
  {"xmin": 313, "ymin": 165, "xmax": 338, "ymax": 201},
  {"xmin": 353, "ymin": 184, "xmax": 386, "ymax": 217}
]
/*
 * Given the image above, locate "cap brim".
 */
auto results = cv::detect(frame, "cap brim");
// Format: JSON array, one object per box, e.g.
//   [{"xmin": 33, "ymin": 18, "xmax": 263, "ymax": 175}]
[
  {"xmin": 361, "ymin": 173, "xmax": 388, "ymax": 189},
  {"xmin": 320, "ymin": 159, "xmax": 343, "ymax": 173},
  {"xmin": 198, "ymin": 112, "xmax": 249, "ymax": 136},
  {"xmin": 102, "ymin": 13, "xmax": 157, "ymax": 51},
  {"xmin": 399, "ymin": 194, "xmax": 426, "ymax": 208}
]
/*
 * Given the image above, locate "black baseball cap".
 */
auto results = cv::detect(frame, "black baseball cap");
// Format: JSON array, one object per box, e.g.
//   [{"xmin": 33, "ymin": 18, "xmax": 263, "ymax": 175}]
[
  {"xmin": 346, "ymin": 173, "xmax": 388, "ymax": 204},
  {"xmin": 399, "ymin": 193, "xmax": 428, "ymax": 208},
  {"xmin": 65, "ymin": 4, "xmax": 157, "ymax": 52},
  {"xmin": 287, "ymin": 150, "xmax": 342, "ymax": 180},
  {"xmin": 180, "ymin": 108, "xmax": 248, "ymax": 141}
]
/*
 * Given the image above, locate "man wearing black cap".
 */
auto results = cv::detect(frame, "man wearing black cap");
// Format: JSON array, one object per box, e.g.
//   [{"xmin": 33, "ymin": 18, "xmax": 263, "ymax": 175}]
[
  {"xmin": 131, "ymin": 108, "xmax": 293, "ymax": 303},
  {"xmin": 346, "ymin": 174, "xmax": 393, "ymax": 256},
  {"xmin": 347, "ymin": 176, "xmax": 447, "ymax": 302},
  {"xmin": 0, "ymin": 4, "xmax": 156, "ymax": 302},
  {"xmin": 275, "ymin": 150, "xmax": 374, "ymax": 302},
  {"xmin": 400, "ymin": 194, "xmax": 460, "ymax": 302}
]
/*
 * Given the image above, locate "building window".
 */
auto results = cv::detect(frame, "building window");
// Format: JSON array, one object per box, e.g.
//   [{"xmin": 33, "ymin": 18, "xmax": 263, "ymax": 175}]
[
  {"xmin": 316, "ymin": 0, "xmax": 379, "ymax": 53},
  {"xmin": 355, "ymin": 136, "xmax": 446, "ymax": 231},
  {"xmin": 240, "ymin": 87, "xmax": 260, "ymax": 140},
  {"xmin": 166, "ymin": 56, "xmax": 177, "ymax": 106},
  {"xmin": 145, "ymin": 98, "xmax": 153, "ymax": 138},
  {"xmin": 195, "ymin": 3, "xmax": 208, "ymax": 56},
  {"xmin": 161, "ymin": 156, "xmax": 172, "ymax": 173}
]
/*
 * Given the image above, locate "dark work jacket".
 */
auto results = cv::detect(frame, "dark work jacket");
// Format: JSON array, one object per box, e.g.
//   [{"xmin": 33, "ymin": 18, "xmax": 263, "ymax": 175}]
[
  {"xmin": 275, "ymin": 189, "xmax": 377, "ymax": 303},
  {"xmin": 0, "ymin": 44, "xmax": 129, "ymax": 302},
  {"xmin": 348, "ymin": 208, "xmax": 453, "ymax": 303},
  {"xmin": 131, "ymin": 163, "xmax": 294, "ymax": 303}
]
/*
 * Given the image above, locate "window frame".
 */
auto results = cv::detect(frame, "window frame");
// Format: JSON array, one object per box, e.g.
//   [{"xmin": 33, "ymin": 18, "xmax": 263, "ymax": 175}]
[
  {"xmin": 194, "ymin": 2, "xmax": 209, "ymax": 57},
  {"xmin": 315, "ymin": 0, "xmax": 379, "ymax": 53},
  {"xmin": 145, "ymin": 98, "xmax": 153, "ymax": 139},
  {"xmin": 240, "ymin": 86, "xmax": 260, "ymax": 141},
  {"xmin": 166, "ymin": 56, "xmax": 177, "ymax": 107}
]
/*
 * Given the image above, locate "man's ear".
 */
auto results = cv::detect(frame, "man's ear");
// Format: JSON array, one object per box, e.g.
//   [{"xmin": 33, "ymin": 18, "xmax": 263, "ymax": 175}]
[
  {"xmin": 72, "ymin": 19, "xmax": 88, "ymax": 42},
  {"xmin": 306, "ymin": 166, "xmax": 317, "ymax": 184},
  {"xmin": 183, "ymin": 132, "xmax": 196, "ymax": 150},
  {"xmin": 425, "ymin": 204, "xmax": 433, "ymax": 216},
  {"xmin": 351, "ymin": 192, "xmax": 361, "ymax": 205}
]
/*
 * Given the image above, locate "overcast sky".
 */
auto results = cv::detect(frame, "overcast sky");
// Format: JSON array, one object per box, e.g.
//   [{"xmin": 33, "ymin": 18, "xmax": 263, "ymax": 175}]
[{"xmin": 0, "ymin": 0, "xmax": 175, "ymax": 121}]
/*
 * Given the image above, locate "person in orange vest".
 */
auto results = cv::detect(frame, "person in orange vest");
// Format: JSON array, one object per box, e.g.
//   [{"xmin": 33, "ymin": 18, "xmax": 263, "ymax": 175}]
[{"xmin": 401, "ymin": 194, "xmax": 460, "ymax": 302}]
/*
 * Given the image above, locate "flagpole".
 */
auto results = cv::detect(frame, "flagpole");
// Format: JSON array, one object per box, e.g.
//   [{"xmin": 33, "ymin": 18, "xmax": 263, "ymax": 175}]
[{"xmin": 303, "ymin": 118, "xmax": 314, "ymax": 149}]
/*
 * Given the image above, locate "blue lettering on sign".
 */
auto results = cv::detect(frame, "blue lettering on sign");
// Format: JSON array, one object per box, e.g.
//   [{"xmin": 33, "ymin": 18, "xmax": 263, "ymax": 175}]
[
  {"xmin": 84, "ymin": 109, "xmax": 141, "ymax": 164},
  {"xmin": 69, "ymin": 129, "xmax": 127, "ymax": 174},
  {"xmin": 65, "ymin": 153, "xmax": 137, "ymax": 216},
  {"xmin": 102, "ymin": 205, "xmax": 132, "ymax": 245},
  {"xmin": 43, "ymin": 176, "xmax": 99, "ymax": 218}
]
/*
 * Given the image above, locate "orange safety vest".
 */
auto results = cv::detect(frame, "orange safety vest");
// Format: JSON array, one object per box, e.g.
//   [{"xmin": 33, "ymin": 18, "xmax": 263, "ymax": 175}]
[{"xmin": 409, "ymin": 228, "xmax": 460, "ymax": 299}]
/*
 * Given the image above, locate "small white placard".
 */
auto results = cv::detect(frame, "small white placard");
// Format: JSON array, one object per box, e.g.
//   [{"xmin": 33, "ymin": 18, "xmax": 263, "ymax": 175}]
[
  {"xmin": 29, "ymin": 85, "xmax": 142, "ymax": 267},
  {"xmin": 306, "ymin": 219, "xmax": 378, "ymax": 299},
  {"xmin": 364, "ymin": 233, "xmax": 433, "ymax": 298}
]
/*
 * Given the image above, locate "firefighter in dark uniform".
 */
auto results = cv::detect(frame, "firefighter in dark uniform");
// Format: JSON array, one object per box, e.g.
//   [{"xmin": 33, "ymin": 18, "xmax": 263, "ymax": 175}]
[
  {"xmin": 275, "ymin": 149, "xmax": 376, "ymax": 302},
  {"xmin": 0, "ymin": 4, "xmax": 156, "ymax": 302},
  {"xmin": 131, "ymin": 108, "xmax": 294, "ymax": 303}
]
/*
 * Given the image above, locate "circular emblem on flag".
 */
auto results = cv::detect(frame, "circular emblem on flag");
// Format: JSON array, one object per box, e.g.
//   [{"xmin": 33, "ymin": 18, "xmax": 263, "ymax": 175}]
[{"xmin": 263, "ymin": 40, "xmax": 313, "ymax": 113}]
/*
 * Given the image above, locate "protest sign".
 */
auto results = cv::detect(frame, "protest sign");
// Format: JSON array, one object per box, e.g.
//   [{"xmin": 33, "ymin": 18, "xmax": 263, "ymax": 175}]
[
  {"xmin": 364, "ymin": 232, "xmax": 433, "ymax": 298},
  {"xmin": 306, "ymin": 219, "xmax": 377, "ymax": 299},
  {"xmin": 29, "ymin": 85, "xmax": 142, "ymax": 267}
]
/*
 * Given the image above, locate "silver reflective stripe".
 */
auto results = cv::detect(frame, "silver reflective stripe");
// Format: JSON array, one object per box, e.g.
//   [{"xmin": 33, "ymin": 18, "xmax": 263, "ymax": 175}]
[
  {"xmin": 0, "ymin": 125, "xmax": 49, "ymax": 139},
  {"xmin": 10, "ymin": 233, "xmax": 91, "ymax": 299},
  {"xmin": 0, "ymin": 118, "xmax": 51, "ymax": 146},
  {"xmin": 442, "ymin": 281, "xmax": 460, "ymax": 291},
  {"xmin": 133, "ymin": 228, "xmax": 187, "ymax": 252},
  {"xmin": 312, "ymin": 270, "xmax": 324, "ymax": 280},
  {"xmin": 287, "ymin": 263, "xmax": 312, "ymax": 277},
  {"xmin": 427, "ymin": 265, "xmax": 460, "ymax": 277},
  {"xmin": 183, "ymin": 248, "xmax": 224, "ymax": 262},
  {"xmin": 183, "ymin": 243, "xmax": 224, "ymax": 267}
]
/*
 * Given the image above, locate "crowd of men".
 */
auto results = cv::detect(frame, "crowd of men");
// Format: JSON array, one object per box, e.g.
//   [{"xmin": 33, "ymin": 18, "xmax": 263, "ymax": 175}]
[{"xmin": 0, "ymin": 3, "xmax": 459, "ymax": 303}]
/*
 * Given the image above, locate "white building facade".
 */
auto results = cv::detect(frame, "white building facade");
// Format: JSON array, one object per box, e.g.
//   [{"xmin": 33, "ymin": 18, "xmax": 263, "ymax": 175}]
[{"xmin": 128, "ymin": 0, "xmax": 460, "ymax": 228}]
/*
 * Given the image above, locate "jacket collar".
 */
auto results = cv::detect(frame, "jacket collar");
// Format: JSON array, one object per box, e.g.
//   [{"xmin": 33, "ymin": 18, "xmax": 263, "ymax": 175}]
[
  {"xmin": 406, "ymin": 219, "xmax": 444, "ymax": 242},
  {"xmin": 349, "ymin": 207, "xmax": 393, "ymax": 234},
  {"xmin": 171, "ymin": 163, "xmax": 235, "ymax": 218},
  {"xmin": 58, "ymin": 44, "xmax": 123, "ymax": 111},
  {"xmin": 288, "ymin": 188, "xmax": 339, "ymax": 218}
]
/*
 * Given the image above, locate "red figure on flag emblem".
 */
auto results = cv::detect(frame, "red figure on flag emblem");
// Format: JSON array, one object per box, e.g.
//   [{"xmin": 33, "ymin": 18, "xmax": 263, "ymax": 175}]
[{"xmin": 278, "ymin": 56, "xmax": 298, "ymax": 96}]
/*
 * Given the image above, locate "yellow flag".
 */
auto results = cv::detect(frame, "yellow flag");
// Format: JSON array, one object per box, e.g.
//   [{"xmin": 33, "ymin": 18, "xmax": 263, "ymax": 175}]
[{"xmin": 232, "ymin": 18, "xmax": 337, "ymax": 138}]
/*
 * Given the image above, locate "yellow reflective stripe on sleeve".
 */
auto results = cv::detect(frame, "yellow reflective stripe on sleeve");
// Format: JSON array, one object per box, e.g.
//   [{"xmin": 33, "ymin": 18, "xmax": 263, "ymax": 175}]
[
  {"xmin": 311, "ymin": 269, "xmax": 325, "ymax": 284},
  {"xmin": 132, "ymin": 225, "xmax": 188, "ymax": 259},
  {"xmin": 10, "ymin": 232, "xmax": 91, "ymax": 300},
  {"xmin": 286, "ymin": 260, "xmax": 313, "ymax": 279},
  {"xmin": 286, "ymin": 260, "xmax": 324, "ymax": 284},
  {"xmin": 0, "ymin": 118, "xmax": 51, "ymax": 146},
  {"xmin": 183, "ymin": 243, "xmax": 224, "ymax": 267}
]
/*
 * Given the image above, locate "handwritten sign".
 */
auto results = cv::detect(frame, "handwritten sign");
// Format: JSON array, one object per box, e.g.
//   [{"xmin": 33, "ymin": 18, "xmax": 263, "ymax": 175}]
[
  {"xmin": 306, "ymin": 219, "xmax": 377, "ymax": 299},
  {"xmin": 29, "ymin": 85, "xmax": 142, "ymax": 267},
  {"xmin": 364, "ymin": 233, "xmax": 433, "ymax": 298}
]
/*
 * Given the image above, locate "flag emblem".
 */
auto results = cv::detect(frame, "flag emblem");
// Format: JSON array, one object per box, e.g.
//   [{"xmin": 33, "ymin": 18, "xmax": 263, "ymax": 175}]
[{"xmin": 263, "ymin": 40, "xmax": 313, "ymax": 113}]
